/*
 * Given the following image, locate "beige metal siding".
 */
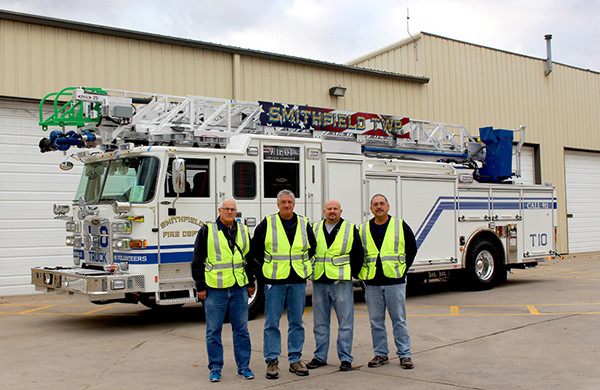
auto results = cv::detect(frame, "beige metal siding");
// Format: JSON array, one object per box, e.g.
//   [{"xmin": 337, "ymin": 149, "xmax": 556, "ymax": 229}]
[
  {"xmin": 237, "ymin": 55, "xmax": 426, "ymax": 116},
  {"xmin": 352, "ymin": 33, "xmax": 600, "ymax": 253},
  {"xmin": 1, "ymin": 20, "xmax": 234, "ymax": 99}
]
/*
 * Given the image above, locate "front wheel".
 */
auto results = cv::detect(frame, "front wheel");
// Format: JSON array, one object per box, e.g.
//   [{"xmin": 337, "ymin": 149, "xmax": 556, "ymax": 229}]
[{"xmin": 464, "ymin": 239, "xmax": 502, "ymax": 290}]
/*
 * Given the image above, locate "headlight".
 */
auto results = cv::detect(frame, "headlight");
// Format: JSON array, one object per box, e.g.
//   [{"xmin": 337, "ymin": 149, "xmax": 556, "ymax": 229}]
[
  {"xmin": 66, "ymin": 236, "xmax": 82, "ymax": 247},
  {"xmin": 113, "ymin": 238, "xmax": 131, "ymax": 250}
]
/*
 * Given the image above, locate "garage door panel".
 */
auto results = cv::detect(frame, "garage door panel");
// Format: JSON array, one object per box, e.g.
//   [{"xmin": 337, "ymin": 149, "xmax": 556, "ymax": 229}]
[
  {"xmin": 512, "ymin": 145, "xmax": 535, "ymax": 184},
  {"xmin": 565, "ymin": 150, "xmax": 600, "ymax": 253},
  {"xmin": 0, "ymin": 100, "xmax": 81, "ymax": 295}
]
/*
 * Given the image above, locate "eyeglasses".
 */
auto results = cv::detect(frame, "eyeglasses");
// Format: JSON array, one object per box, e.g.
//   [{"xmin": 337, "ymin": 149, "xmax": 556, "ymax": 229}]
[{"xmin": 220, "ymin": 207, "xmax": 237, "ymax": 212}]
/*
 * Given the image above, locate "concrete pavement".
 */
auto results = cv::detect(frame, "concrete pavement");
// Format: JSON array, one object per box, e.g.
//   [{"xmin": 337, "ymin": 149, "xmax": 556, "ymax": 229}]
[{"xmin": 1, "ymin": 254, "xmax": 599, "ymax": 389}]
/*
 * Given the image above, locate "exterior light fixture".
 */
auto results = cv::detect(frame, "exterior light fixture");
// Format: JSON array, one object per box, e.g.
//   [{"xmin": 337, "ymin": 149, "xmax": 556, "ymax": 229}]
[{"xmin": 329, "ymin": 86, "xmax": 346, "ymax": 97}]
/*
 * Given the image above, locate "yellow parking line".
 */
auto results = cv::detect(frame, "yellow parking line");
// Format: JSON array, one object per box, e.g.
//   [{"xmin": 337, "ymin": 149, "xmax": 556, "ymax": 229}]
[
  {"xmin": 450, "ymin": 306, "xmax": 459, "ymax": 315},
  {"xmin": 18, "ymin": 305, "xmax": 54, "ymax": 314},
  {"xmin": 81, "ymin": 306, "xmax": 114, "ymax": 315},
  {"xmin": 526, "ymin": 305, "xmax": 540, "ymax": 315}
]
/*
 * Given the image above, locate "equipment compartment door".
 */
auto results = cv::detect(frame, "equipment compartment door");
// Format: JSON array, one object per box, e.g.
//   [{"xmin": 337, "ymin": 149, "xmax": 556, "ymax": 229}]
[
  {"xmin": 365, "ymin": 175, "xmax": 399, "ymax": 218},
  {"xmin": 324, "ymin": 158, "xmax": 364, "ymax": 224},
  {"xmin": 400, "ymin": 177, "xmax": 458, "ymax": 266}
]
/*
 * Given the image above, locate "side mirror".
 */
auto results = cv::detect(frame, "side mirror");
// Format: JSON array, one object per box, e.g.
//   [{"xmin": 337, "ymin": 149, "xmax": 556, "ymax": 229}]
[{"xmin": 172, "ymin": 158, "xmax": 186, "ymax": 194}]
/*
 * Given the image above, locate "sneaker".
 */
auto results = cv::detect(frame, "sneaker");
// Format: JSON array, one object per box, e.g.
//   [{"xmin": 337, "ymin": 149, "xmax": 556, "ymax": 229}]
[
  {"xmin": 238, "ymin": 367, "xmax": 255, "ymax": 380},
  {"xmin": 266, "ymin": 360, "xmax": 279, "ymax": 380},
  {"xmin": 340, "ymin": 361, "xmax": 352, "ymax": 371},
  {"xmin": 306, "ymin": 358, "xmax": 327, "ymax": 369},
  {"xmin": 400, "ymin": 357, "xmax": 414, "ymax": 369},
  {"xmin": 367, "ymin": 355, "xmax": 389, "ymax": 368},
  {"xmin": 289, "ymin": 360, "xmax": 309, "ymax": 376},
  {"xmin": 209, "ymin": 370, "xmax": 221, "ymax": 382}
]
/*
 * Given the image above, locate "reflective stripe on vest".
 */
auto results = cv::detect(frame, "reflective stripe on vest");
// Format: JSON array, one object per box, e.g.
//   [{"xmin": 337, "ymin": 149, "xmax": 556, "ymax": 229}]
[
  {"xmin": 358, "ymin": 217, "xmax": 406, "ymax": 280},
  {"xmin": 263, "ymin": 214, "xmax": 311, "ymax": 280},
  {"xmin": 312, "ymin": 220, "xmax": 354, "ymax": 281},
  {"xmin": 205, "ymin": 222, "xmax": 250, "ymax": 288}
]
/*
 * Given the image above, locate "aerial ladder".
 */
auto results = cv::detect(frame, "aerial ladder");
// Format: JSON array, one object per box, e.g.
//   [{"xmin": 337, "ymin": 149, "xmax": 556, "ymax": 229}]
[{"xmin": 38, "ymin": 87, "xmax": 522, "ymax": 182}]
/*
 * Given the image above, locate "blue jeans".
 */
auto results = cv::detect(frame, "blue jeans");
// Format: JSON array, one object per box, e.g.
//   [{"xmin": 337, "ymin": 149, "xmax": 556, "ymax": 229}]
[
  {"xmin": 263, "ymin": 283, "xmax": 306, "ymax": 364},
  {"xmin": 204, "ymin": 286, "xmax": 252, "ymax": 372},
  {"xmin": 312, "ymin": 281, "xmax": 354, "ymax": 363},
  {"xmin": 364, "ymin": 283, "xmax": 411, "ymax": 358}
]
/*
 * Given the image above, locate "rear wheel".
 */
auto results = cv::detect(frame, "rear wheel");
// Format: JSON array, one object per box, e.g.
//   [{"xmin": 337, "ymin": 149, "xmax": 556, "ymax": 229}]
[
  {"xmin": 465, "ymin": 239, "xmax": 501, "ymax": 290},
  {"xmin": 247, "ymin": 280, "xmax": 265, "ymax": 320}
]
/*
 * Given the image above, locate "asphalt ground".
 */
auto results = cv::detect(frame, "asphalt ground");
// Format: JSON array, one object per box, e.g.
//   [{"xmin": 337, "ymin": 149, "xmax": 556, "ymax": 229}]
[{"xmin": 1, "ymin": 254, "xmax": 599, "ymax": 390}]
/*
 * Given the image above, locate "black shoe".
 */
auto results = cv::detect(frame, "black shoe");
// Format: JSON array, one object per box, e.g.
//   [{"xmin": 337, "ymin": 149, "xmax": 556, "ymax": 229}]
[
  {"xmin": 306, "ymin": 358, "xmax": 327, "ymax": 369},
  {"xmin": 400, "ymin": 357, "xmax": 414, "ymax": 369},
  {"xmin": 340, "ymin": 361, "xmax": 352, "ymax": 371},
  {"xmin": 368, "ymin": 355, "xmax": 389, "ymax": 368}
]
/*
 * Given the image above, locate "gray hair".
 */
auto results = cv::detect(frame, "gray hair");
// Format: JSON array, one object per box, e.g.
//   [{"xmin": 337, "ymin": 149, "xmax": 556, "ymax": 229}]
[
  {"xmin": 370, "ymin": 193, "xmax": 388, "ymax": 205},
  {"xmin": 277, "ymin": 189, "xmax": 295, "ymax": 203},
  {"xmin": 220, "ymin": 197, "xmax": 237, "ymax": 208}
]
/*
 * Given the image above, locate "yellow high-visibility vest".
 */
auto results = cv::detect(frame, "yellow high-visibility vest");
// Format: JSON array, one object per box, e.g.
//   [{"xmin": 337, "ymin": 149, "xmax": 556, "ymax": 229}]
[
  {"xmin": 205, "ymin": 222, "xmax": 250, "ymax": 288},
  {"xmin": 312, "ymin": 220, "xmax": 354, "ymax": 281},
  {"xmin": 358, "ymin": 217, "xmax": 406, "ymax": 280},
  {"xmin": 262, "ymin": 214, "xmax": 311, "ymax": 280}
]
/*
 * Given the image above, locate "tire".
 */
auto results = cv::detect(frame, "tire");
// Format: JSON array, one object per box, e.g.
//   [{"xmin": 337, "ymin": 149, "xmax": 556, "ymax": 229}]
[
  {"xmin": 464, "ymin": 239, "xmax": 501, "ymax": 290},
  {"xmin": 247, "ymin": 280, "xmax": 265, "ymax": 320}
]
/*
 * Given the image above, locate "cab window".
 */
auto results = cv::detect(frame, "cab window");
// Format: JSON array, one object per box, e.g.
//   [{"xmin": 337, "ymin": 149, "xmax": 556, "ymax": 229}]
[{"xmin": 165, "ymin": 158, "xmax": 210, "ymax": 197}]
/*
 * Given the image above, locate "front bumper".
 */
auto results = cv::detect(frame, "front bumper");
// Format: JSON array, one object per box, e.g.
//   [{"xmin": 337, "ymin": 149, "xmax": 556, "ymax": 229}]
[{"xmin": 31, "ymin": 266, "xmax": 145, "ymax": 300}]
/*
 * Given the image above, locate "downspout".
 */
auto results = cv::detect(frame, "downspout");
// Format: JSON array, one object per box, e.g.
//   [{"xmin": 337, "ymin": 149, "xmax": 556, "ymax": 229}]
[{"xmin": 545, "ymin": 34, "xmax": 553, "ymax": 76}]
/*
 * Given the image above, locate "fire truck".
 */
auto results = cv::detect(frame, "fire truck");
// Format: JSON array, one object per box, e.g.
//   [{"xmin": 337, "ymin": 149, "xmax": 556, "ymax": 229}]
[{"xmin": 31, "ymin": 87, "xmax": 557, "ymax": 318}]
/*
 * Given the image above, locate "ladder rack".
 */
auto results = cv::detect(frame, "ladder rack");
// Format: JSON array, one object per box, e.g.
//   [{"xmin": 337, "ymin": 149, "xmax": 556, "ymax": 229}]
[{"xmin": 39, "ymin": 87, "xmax": 485, "ymax": 163}]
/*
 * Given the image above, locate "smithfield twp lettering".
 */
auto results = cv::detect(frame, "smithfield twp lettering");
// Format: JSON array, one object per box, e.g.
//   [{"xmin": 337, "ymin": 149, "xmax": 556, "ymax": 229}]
[{"xmin": 160, "ymin": 216, "xmax": 204, "ymax": 229}]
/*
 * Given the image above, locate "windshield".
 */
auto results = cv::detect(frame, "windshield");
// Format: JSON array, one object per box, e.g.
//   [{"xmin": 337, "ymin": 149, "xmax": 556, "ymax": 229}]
[{"xmin": 74, "ymin": 157, "xmax": 160, "ymax": 204}]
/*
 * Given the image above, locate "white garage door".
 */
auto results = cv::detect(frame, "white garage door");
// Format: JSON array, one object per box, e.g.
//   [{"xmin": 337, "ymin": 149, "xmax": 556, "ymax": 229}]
[
  {"xmin": 512, "ymin": 145, "xmax": 536, "ymax": 184},
  {"xmin": 564, "ymin": 150, "xmax": 600, "ymax": 253},
  {"xmin": 0, "ymin": 99, "xmax": 82, "ymax": 295}
]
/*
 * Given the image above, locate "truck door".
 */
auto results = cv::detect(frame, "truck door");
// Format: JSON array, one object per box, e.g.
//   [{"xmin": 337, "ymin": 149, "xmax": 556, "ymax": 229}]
[
  {"xmin": 260, "ymin": 143, "xmax": 305, "ymax": 218},
  {"xmin": 158, "ymin": 156, "xmax": 217, "ymax": 266},
  {"xmin": 227, "ymin": 155, "xmax": 261, "ymax": 233}
]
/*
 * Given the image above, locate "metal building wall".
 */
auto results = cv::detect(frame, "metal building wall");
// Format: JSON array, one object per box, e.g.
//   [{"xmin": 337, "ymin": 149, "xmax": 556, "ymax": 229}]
[
  {"xmin": 349, "ymin": 32, "xmax": 600, "ymax": 253},
  {"xmin": 1, "ymin": 19, "xmax": 235, "ymax": 100}
]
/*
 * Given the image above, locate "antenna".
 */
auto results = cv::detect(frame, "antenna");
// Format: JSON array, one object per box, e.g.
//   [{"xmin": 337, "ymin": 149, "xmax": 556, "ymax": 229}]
[
  {"xmin": 407, "ymin": 8, "xmax": 418, "ymax": 59},
  {"xmin": 407, "ymin": 8, "xmax": 414, "ymax": 40}
]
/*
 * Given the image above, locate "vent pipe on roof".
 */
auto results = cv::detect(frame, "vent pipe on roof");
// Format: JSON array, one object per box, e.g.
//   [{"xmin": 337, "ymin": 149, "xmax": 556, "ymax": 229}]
[{"xmin": 545, "ymin": 34, "xmax": 553, "ymax": 76}]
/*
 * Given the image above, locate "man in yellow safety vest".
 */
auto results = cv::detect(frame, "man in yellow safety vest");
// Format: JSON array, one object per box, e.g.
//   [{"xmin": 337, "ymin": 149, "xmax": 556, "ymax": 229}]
[
  {"xmin": 306, "ymin": 199, "xmax": 363, "ymax": 372},
  {"xmin": 192, "ymin": 198, "xmax": 256, "ymax": 382},
  {"xmin": 250, "ymin": 189, "xmax": 316, "ymax": 380},
  {"xmin": 360, "ymin": 194, "xmax": 418, "ymax": 370}
]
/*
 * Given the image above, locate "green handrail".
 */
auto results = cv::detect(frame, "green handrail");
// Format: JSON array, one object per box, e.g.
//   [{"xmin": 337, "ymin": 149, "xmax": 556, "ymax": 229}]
[{"xmin": 39, "ymin": 87, "xmax": 107, "ymax": 131}]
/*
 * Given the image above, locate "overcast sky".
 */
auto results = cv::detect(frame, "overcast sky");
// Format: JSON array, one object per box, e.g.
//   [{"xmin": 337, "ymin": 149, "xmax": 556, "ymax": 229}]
[{"xmin": 2, "ymin": 0, "xmax": 599, "ymax": 72}]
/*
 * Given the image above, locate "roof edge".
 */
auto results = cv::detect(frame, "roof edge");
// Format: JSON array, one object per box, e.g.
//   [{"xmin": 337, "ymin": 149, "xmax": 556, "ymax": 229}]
[
  {"xmin": 0, "ymin": 9, "xmax": 429, "ymax": 83},
  {"xmin": 345, "ymin": 34, "xmax": 423, "ymax": 66}
]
